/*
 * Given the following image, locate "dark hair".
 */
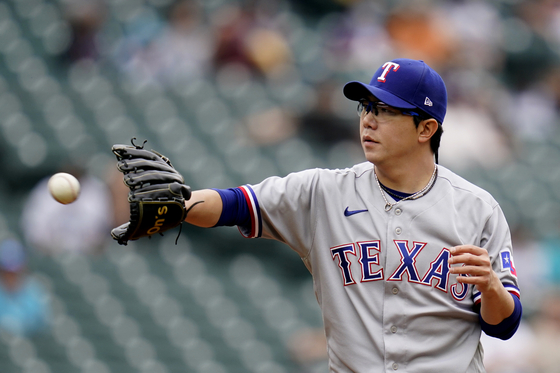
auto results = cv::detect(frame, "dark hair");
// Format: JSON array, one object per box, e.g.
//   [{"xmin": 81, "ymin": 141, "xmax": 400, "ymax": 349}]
[{"xmin": 413, "ymin": 115, "xmax": 444, "ymax": 164}]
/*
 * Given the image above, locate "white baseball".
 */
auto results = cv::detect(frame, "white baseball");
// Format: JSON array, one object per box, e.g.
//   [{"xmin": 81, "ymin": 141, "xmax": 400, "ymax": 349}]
[{"xmin": 48, "ymin": 172, "xmax": 81, "ymax": 204}]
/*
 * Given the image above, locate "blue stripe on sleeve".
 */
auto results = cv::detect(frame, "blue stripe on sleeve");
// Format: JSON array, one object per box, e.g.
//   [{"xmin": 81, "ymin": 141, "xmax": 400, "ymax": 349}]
[
  {"xmin": 479, "ymin": 293, "xmax": 522, "ymax": 340},
  {"xmin": 212, "ymin": 188, "xmax": 252, "ymax": 231}
]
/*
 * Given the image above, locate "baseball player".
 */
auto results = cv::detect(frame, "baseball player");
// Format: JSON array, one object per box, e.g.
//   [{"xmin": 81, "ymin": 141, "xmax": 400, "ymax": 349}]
[{"xmin": 111, "ymin": 58, "xmax": 522, "ymax": 372}]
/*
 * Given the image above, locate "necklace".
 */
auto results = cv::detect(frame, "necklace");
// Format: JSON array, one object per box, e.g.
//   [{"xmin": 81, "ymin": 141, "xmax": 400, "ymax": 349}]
[
  {"xmin": 374, "ymin": 166, "xmax": 438, "ymax": 212},
  {"xmin": 379, "ymin": 183, "xmax": 411, "ymax": 200}
]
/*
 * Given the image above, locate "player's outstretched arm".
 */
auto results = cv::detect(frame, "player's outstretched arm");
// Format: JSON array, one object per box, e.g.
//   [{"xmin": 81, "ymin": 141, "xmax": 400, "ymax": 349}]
[
  {"xmin": 110, "ymin": 139, "xmax": 234, "ymax": 244},
  {"xmin": 449, "ymin": 245, "xmax": 515, "ymax": 325},
  {"xmin": 184, "ymin": 189, "xmax": 223, "ymax": 228}
]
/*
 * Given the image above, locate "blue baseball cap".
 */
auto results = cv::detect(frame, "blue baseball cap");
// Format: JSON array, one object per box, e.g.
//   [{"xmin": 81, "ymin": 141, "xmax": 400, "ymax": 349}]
[{"xmin": 343, "ymin": 58, "xmax": 447, "ymax": 124}]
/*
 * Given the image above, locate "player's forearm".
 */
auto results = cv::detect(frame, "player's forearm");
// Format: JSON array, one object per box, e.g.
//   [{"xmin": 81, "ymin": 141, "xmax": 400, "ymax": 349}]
[
  {"xmin": 184, "ymin": 189, "xmax": 223, "ymax": 228},
  {"xmin": 479, "ymin": 274, "xmax": 515, "ymax": 325}
]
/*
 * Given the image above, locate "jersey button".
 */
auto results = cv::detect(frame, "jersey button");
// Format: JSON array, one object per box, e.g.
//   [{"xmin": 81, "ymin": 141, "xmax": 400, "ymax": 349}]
[
  {"xmin": 392, "ymin": 363, "xmax": 399, "ymax": 370},
  {"xmin": 392, "ymin": 287, "xmax": 399, "ymax": 295},
  {"xmin": 395, "ymin": 227, "xmax": 402, "ymax": 235},
  {"xmin": 390, "ymin": 325, "xmax": 398, "ymax": 333},
  {"xmin": 395, "ymin": 208, "xmax": 402, "ymax": 215}
]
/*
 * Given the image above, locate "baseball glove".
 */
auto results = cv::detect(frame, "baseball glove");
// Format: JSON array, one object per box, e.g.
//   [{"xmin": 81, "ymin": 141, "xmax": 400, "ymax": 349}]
[{"xmin": 111, "ymin": 139, "xmax": 192, "ymax": 245}]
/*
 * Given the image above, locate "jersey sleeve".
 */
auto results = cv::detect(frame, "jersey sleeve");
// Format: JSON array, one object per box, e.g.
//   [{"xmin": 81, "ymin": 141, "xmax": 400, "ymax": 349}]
[
  {"xmin": 473, "ymin": 203, "xmax": 520, "ymax": 305},
  {"xmin": 478, "ymin": 293, "xmax": 522, "ymax": 340},
  {"xmin": 241, "ymin": 169, "xmax": 324, "ymax": 258}
]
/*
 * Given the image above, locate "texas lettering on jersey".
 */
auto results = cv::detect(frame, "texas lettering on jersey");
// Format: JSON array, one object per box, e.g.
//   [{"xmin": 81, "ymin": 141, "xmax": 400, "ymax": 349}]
[{"xmin": 331, "ymin": 239, "xmax": 470, "ymax": 300}]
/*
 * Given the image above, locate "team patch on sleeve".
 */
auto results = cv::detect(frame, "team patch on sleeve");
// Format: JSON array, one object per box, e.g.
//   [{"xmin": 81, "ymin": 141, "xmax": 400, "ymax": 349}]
[
  {"xmin": 500, "ymin": 250, "xmax": 517, "ymax": 276},
  {"xmin": 238, "ymin": 185, "xmax": 262, "ymax": 238}
]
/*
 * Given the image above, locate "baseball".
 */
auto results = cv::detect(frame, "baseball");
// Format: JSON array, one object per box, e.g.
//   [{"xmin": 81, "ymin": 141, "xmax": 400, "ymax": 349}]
[{"xmin": 48, "ymin": 172, "xmax": 81, "ymax": 204}]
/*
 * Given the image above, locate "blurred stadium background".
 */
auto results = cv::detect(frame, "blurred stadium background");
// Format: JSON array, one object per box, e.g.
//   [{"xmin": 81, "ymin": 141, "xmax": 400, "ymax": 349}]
[{"xmin": 1, "ymin": 0, "xmax": 560, "ymax": 372}]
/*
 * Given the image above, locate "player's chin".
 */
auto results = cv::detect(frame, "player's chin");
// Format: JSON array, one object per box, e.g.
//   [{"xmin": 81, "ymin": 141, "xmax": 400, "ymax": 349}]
[{"xmin": 362, "ymin": 143, "xmax": 380, "ymax": 162}]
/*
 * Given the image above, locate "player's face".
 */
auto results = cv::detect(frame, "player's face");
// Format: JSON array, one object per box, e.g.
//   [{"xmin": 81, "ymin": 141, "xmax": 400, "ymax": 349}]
[{"xmin": 358, "ymin": 98, "xmax": 422, "ymax": 165}]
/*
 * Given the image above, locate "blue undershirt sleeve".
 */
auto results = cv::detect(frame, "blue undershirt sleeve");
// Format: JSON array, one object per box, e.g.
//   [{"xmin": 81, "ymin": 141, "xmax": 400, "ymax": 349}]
[
  {"xmin": 212, "ymin": 188, "xmax": 251, "ymax": 230},
  {"xmin": 479, "ymin": 293, "xmax": 522, "ymax": 340}
]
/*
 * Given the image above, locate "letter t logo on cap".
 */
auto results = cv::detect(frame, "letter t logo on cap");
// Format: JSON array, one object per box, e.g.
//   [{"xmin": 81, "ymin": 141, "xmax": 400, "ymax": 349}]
[{"xmin": 377, "ymin": 62, "xmax": 400, "ymax": 82}]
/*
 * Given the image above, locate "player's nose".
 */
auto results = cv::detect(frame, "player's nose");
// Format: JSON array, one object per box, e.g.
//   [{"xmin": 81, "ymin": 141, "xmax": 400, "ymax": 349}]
[{"xmin": 361, "ymin": 112, "xmax": 378, "ymax": 129}]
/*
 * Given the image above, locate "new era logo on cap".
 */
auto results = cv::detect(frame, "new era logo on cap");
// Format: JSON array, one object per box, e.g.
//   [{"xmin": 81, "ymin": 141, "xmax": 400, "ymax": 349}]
[{"xmin": 343, "ymin": 58, "xmax": 448, "ymax": 124}]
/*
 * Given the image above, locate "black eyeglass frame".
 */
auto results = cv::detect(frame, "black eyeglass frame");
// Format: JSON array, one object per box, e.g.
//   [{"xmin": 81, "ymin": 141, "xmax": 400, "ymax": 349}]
[{"xmin": 357, "ymin": 100, "xmax": 421, "ymax": 118}]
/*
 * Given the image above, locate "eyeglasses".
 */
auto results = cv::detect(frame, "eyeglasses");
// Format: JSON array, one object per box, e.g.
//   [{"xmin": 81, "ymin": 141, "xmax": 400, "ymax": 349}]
[{"xmin": 357, "ymin": 100, "xmax": 420, "ymax": 120}]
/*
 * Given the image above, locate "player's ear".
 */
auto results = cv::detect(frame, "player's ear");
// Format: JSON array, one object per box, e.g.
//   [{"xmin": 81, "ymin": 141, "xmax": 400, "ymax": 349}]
[{"xmin": 417, "ymin": 118, "xmax": 438, "ymax": 144}]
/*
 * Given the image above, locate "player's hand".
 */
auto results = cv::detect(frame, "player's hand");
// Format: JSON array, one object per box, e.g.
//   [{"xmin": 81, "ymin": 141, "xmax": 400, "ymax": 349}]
[{"xmin": 448, "ymin": 245, "xmax": 501, "ymax": 294}]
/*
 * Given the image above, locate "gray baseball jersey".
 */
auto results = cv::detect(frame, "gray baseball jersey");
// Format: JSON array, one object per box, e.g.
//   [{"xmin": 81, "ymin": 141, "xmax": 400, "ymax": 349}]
[{"xmin": 237, "ymin": 162, "xmax": 520, "ymax": 373}]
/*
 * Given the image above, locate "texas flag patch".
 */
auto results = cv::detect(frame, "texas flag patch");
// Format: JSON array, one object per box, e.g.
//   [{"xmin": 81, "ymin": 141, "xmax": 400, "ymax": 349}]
[{"xmin": 500, "ymin": 250, "xmax": 517, "ymax": 277}]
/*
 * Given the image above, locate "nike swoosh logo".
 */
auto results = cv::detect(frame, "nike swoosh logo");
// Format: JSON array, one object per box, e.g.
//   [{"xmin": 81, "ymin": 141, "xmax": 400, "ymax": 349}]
[{"xmin": 344, "ymin": 207, "xmax": 368, "ymax": 216}]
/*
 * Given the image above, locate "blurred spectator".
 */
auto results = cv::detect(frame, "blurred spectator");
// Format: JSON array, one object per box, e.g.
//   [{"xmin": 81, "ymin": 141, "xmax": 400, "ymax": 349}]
[
  {"xmin": 119, "ymin": 1, "xmax": 214, "ymax": 85},
  {"xmin": 500, "ymin": 85, "xmax": 560, "ymax": 142},
  {"xmin": 245, "ymin": 26, "xmax": 293, "ymax": 76},
  {"xmin": 153, "ymin": 0, "xmax": 215, "ymax": 84},
  {"xmin": 245, "ymin": 105, "xmax": 298, "ymax": 145},
  {"xmin": 441, "ymin": 1, "xmax": 502, "ymax": 72},
  {"xmin": 423, "ymin": 2, "xmax": 516, "ymax": 172},
  {"xmin": 111, "ymin": 7, "xmax": 165, "ymax": 84},
  {"xmin": 438, "ymin": 102, "xmax": 512, "ymax": 172},
  {"xmin": 61, "ymin": 0, "xmax": 107, "ymax": 64},
  {"xmin": 384, "ymin": 4, "xmax": 456, "ymax": 70},
  {"xmin": 211, "ymin": 3, "xmax": 256, "ymax": 73},
  {"xmin": 20, "ymin": 165, "xmax": 112, "ymax": 255},
  {"xmin": 322, "ymin": 2, "xmax": 392, "ymax": 75},
  {"xmin": 211, "ymin": 2, "xmax": 293, "ymax": 78},
  {"xmin": 0, "ymin": 238, "xmax": 50, "ymax": 336}
]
